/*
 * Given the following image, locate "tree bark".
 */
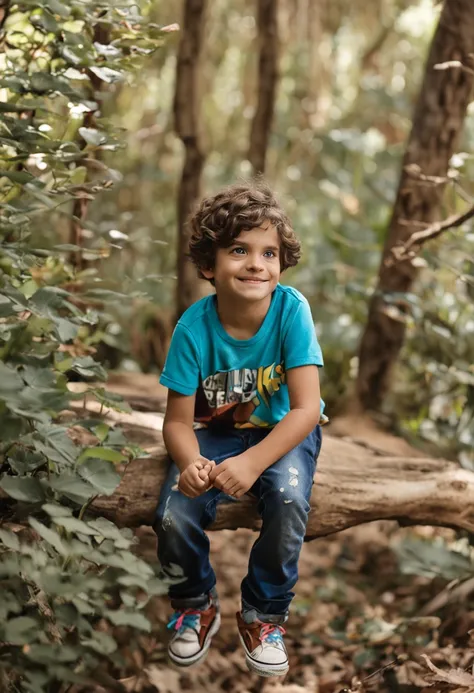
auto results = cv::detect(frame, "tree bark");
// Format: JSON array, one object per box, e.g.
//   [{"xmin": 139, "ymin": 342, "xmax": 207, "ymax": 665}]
[
  {"xmin": 174, "ymin": 0, "xmax": 207, "ymax": 317},
  {"xmin": 85, "ymin": 407, "xmax": 474, "ymax": 539},
  {"xmin": 356, "ymin": 0, "xmax": 474, "ymax": 411},
  {"xmin": 69, "ymin": 24, "xmax": 110, "ymax": 272},
  {"xmin": 249, "ymin": 0, "xmax": 279, "ymax": 175},
  {"xmin": 0, "ymin": 0, "xmax": 10, "ymax": 31}
]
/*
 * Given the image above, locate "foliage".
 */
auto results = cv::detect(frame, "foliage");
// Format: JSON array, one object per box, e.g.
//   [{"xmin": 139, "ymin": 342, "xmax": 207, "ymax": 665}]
[
  {"xmin": 77, "ymin": 0, "xmax": 473, "ymax": 463},
  {"xmin": 0, "ymin": 1, "xmax": 172, "ymax": 690}
]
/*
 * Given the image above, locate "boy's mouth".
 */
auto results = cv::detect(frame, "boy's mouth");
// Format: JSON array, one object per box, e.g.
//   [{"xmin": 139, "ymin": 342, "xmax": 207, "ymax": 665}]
[{"xmin": 237, "ymin": 277, "xmax": 268, "ymax": 283}]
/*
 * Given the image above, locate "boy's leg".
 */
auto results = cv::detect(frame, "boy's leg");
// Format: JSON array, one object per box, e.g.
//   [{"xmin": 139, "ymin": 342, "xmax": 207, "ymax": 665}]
[
  {"xmin": 237, "ymin": 425, "xmax": 322, "ymax": 676},
  {"xmin": 153, "ymin": 427, "xmax": 245, "ymax": 606}
]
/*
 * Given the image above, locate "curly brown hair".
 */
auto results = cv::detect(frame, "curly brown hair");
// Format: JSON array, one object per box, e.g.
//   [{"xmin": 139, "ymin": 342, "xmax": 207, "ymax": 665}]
[{"xmin": 188, "ymin": 181, "xmax": 301, "ymax": 280}]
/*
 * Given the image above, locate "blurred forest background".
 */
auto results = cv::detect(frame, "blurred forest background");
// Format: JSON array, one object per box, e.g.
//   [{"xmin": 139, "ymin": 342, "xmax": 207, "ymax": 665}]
[
  {"xmin": 1, "ymin": 0, "xmax": 474, "ymax": 691},
  {"xmin": 27, "ymin": 0, "xmax": 474, "ymax": 465}
]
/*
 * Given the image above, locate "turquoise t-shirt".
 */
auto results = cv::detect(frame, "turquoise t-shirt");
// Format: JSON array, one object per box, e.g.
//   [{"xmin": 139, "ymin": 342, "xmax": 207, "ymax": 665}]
[{"xmin": 159, "ymin": 284, "xmax": 324, "ymax": 429}]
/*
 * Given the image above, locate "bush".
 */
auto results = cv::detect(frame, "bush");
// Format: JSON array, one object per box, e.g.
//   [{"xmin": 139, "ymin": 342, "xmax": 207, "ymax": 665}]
[{"xmin": 0, "ymin": 2, "xmax": 172, "ymax": 690}]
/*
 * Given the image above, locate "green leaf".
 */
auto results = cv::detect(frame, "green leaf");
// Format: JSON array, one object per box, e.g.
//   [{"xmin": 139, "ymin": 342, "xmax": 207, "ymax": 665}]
[
  {"xmin": 0, "ymin": 475, "xmax": 45, "ymax": 502},
  {"xmin": 67, "ymin": 356, "xmax": 107, "ymax": 380},
  {"xmin": 8, "ymin": 449, "xmax": 45, "ymax": 474},
  {"xmin": 29, "ymin": 285, "xmax": 69, "ymax": 318},
  {"xmin": 72, "ymin": 596, "xmax": 95, "ymax": 615},
  {"xmin": 29, "ymin": 517, "xmax": 68, "ymax": 555},
  {"xmin": 94, "ymin": 42, "xmax": 122, "ymax": 58},
  {"xmin": 54, "ymin": 316, "xmax": 79, "ymax": 342},
  {"xmin": 29, "ymin": 71, "xmax": 77, "ymax": 96},
  {"xmin": 49, "ymin": 473, "xmax": 95, "ymax": 502},
  {"xmin": 396, "ymin": 537, "xmax": 474, "ymax": 580},
  {"xmin": 89, "ymin": 66, "xmax": 123, "ymax": 83},
  {"xmin": 4, "ymin": 616, "xmax": 38, "ymax": 645},
  {"xmin": 82, "ymin": 630, "xmax": 117, "ymax": 654},
  {"xmin": 84, "ymin": 288, "xmax": 128, "ymax": 302},
  {"xmin": 30, "ymin": 8, "xmax": 59, "ymax": 33},
  {"xmin": 0, "ymin": 170, "xmax": 35, "ymax": 183},
  {"xmin": 0, "ymin": 295, "xmax": 14, "ymax": 317},
  {"xmin": 78, "ymin": 459, "xmax": 121, "ymax": 495},
  {"xmin": 0, "ymin": 529, "xmax": 20, "ymax": 551},
  {"xmin": 59, "ymin": 44, "xmax": 89, "ymax": 67},
  {"xmin": 23, "ymin": 644, "xmax": 78, "ymax": 664},
  {"xmin": 92, "ymin": 422, "xmax": 110, "ymax": 443},
  {"xmin": 78, "ymin": 447, "xmax": 126, "ymax": 464},
  {"xmin": 52, "ymin": 516, "xmax": 100, "ymax": 536},
  {"xmin": 87, "ymin": 517, "xmax": 133, "ymax": 548},
  {"xmin": 105, "ymin": 609, "xmax": 151, "ymax": 632},
  {"xmin": 35, "ymin": 424, "xmax": 78, "ymax": 465},
  {"xmin": 42, "ymin": 503, "xmax": 73, "ymax": 517},
  {"xmin": 0, "ymin": 362, "xmax": 23, "ymax": 393},
  {"xmin": 22, "ymin": 365, "xmax": 57, "ymax": 389},
  {"xmin": 43, "ymin": 0, "xmax": 69, "ymax": 16},
  {"xmin": 78, "ymin": 127, "xmax": 106, "ymax": 146}
]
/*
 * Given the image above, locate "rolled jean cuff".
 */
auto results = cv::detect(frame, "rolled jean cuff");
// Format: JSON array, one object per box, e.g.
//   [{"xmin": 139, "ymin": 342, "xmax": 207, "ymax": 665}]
[
  {"xmin": 170, "ymin": 585, "xmax": 218, "ymax": 611},
  {"xmin": 241, "ymin": 599, "xmax": 288, "ymax": 625}
]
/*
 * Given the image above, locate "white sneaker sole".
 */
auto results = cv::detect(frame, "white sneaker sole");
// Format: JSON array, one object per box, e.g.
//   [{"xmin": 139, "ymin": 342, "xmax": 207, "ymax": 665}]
[
  {"xmin": 168, "ymin": 612, "xmax": 221, "ymax": 668},
  {"xmin": 238, "ymin": 633, "xmax": 289, "ymax": 678}
]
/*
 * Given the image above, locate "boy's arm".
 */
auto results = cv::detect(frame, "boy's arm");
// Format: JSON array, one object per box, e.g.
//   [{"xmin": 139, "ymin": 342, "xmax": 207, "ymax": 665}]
[
  {"xmin": 209, "ymin": 365, "xmax": 320, "ymax": 496},
  {"xmin": 247, "ymin": 364, "xmax": 321, "ymax": 471},
  {"xmin": 163, "ymin": 389, "xmax": 215, "ymax": 497},
  {"xmin": 162, "ymin": 389, "xmax": 201, "ymax": 472}
]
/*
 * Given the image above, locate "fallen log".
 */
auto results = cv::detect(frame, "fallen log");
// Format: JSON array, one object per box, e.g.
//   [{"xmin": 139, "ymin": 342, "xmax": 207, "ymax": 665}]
[{"xmin": 89, "ymin": 408, "xmax": 474, "ymax": 539}]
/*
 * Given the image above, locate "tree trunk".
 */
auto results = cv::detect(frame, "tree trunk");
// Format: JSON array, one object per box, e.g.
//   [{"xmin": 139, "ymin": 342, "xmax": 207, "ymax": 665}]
[
  {"xmin": 69, "ymin": 24, "xmax": 110, "ymax": 271},
  {"xmin": 174, "ymin": 0, "xmax": 207, "ymax": 317},
  {"xmin": 0, "ymin": 0, "xmax": 10, "ymax": 30},
  {"xmin": 356, "ymin": 0, "xmax": 474, "ymax": 411},
  {"xmin": 75, "ymin": 403, "xmax": 474, "ymax": 539},
  {"xmin": 248, "ymin": 0, "xmax": 279, "ymax": 175}
]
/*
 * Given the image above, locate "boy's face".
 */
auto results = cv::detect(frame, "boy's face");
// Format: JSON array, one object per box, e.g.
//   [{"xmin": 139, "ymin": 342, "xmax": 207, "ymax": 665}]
[{"xmin": 202, "ymin": 222, "xmax": 281, "ymax": 302}]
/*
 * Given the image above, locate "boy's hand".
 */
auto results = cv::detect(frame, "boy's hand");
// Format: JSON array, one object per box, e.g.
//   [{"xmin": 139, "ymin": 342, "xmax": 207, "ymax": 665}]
[
  {"xmin": 178, "ymin": 456, "xmax": 215, "ymax": 498},
  {"xmin": 209, "ymin": 453, "xmax": 260, "ymax": 499}
]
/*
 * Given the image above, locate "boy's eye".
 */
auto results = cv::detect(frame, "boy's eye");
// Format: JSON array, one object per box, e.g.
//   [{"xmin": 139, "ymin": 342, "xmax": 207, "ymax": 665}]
[
  {"xmin": 231, "ymin": 247, "xmax": 246, "ymax": 255},
  {"xmin": 264, "ymin": 250, "xmax": 276, "ymax": 258}
]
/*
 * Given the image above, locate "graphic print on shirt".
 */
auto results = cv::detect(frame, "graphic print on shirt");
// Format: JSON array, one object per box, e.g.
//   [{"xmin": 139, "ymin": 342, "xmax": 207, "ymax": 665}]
[{"xmin": 195, "ymin": 361, "xmax": 286, "ymax": 428}]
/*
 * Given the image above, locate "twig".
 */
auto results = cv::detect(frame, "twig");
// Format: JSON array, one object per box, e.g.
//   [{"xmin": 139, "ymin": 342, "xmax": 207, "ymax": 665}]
[
  {"xmin": 403, "ymin": 163, "xmax": 455, "ymax": 186},
  {"xmin": 420, "ymin": 576, "xmax": 474, "ymax": 616},
  {"xmin": 434, "ymin": 59, "xmax": 474, "ymax": 77},
  {"xmin": 389, "ymin": 203, "xmax": 474, "ymax": 264}
]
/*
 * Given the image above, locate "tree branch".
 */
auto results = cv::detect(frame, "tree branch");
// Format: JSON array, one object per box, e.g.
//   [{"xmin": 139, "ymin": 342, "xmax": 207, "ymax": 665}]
[
  {"xmin": 72, "ymin": 403, "xmax": 474, "ymax": 540},
  {"xmin": 389, "ymin": 203, "xmax": 474, "ymax": 264}
]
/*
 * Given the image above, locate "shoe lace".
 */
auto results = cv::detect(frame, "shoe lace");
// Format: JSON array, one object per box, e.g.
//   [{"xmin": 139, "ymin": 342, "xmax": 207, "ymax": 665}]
[
  {"xmin": 260, "ymin": 623, "xmax": 286, "ymax": 644},
  {"xmin": 167, "ymin": 608, "xmax": 200, "ymax": 633}
]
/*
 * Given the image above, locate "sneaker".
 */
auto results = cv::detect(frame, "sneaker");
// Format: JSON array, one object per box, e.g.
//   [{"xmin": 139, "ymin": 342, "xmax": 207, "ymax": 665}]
[
  {"xmin": 167, "ymin": 598, "xmax": 221, "ymax": 667},
  {"xmin": 236, "ymin": 612, "xmax": 289, "ymax": 677}
]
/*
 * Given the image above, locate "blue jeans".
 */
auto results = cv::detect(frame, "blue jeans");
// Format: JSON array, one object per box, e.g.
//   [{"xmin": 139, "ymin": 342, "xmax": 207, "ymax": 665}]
[{"xmin": 153, "ymin": 425, "xmax": 322, "ymax": 624}]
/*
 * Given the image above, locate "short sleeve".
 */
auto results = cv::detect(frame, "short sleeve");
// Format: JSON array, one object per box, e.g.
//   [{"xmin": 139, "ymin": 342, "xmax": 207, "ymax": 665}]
[
  {"xmin": 159, "ymin": 323, "xmax": 200, "ymax": 395},
  {"xmin": 283, "ymin": 298, "xmax": 323, "ymax": 370}
]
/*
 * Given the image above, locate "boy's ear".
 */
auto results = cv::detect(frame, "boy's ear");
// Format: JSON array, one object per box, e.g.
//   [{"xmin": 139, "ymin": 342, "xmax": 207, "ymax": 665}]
[{"xmin": 201, "ymin": 267, "xmax": 214, "ymax": 280}]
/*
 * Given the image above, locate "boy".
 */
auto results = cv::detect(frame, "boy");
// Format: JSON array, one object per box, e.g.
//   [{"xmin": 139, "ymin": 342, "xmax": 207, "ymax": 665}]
[{"xmin": 154, "ymin": 182, "xmax": 324, "ymax": 678}]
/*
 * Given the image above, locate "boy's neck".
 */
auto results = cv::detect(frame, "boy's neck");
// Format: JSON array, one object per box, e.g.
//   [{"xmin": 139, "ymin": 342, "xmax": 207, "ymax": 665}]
[{"xmin": 216, "ymin": 291, "xmax": 272, "ymax": 340}]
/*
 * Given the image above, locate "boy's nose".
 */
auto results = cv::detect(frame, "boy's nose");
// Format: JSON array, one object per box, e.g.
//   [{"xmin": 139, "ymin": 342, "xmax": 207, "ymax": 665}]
[{"xmin": 245, "ymin": 255, "xmax": 264, "ymax": 271}]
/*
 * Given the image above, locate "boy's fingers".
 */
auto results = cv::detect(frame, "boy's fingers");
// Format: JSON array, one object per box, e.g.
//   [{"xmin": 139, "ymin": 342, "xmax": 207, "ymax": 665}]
[
  {"xmin": 214, "ymin": 471, "xmax": 233, "ymax": 490},
  {"xmin": 227, "ymin": 482, "xmax": 240, "ymax": 496},
  {"xmin": 209, "ymin": 462, "xmax": 225, "ymax": 482},
  {"xmin": 186, "ymin": 468, "xmax": 206, "ymax": 488}
]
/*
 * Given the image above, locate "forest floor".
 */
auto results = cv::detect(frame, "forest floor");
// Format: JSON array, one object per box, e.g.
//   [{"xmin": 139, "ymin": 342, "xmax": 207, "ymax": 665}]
[
  {"xmin": 82, "ymin": 376, "xmax": 474, "ymax": 693},
  {"xmin": 103, "ymin": 521, "xmax": 472, "ymax": 693}
]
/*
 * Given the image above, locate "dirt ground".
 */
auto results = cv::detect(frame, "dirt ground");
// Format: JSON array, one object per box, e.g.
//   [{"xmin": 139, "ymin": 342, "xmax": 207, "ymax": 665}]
[
  {"xmin": 77, "ymin": 378, "xmax": 474, "ymax": 693},
  {"xmin": 107, "ymin": 520, "xmax": 474, "ymax": 693}
]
